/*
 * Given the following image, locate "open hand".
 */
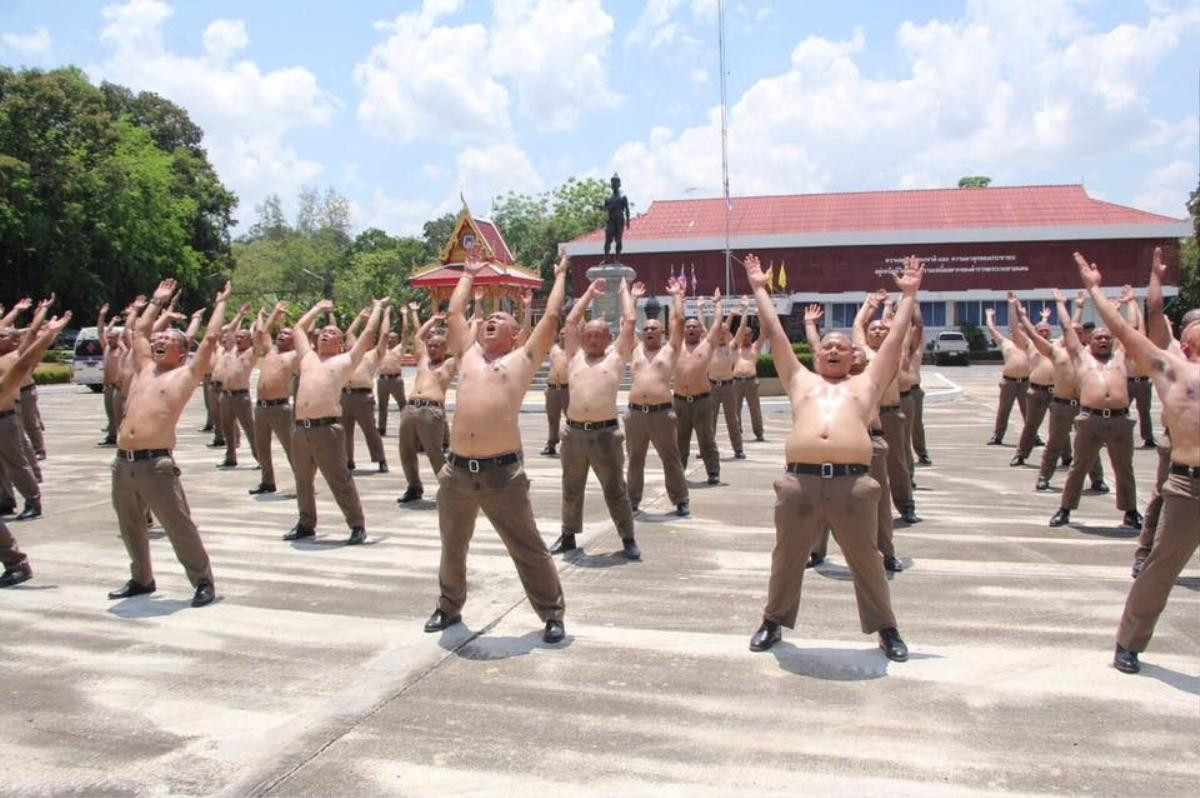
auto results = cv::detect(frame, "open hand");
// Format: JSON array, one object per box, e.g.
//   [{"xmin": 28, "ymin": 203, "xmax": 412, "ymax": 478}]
[
  {"xmin": 804, "ymin": 304, "xmax": 823, "ymax": 324},
  {"xmin": 152, "ymin": 280, "xmax": 176, "ymax": 303},
  {"xmin": 1073, "ymin": 252, "xmax": 1101, "ymax": 289},
  {"xmin": 743, "ymin": 254, "xmax": 769, "ymax": 291},
  {"xmin": 891, "ymin": 256, "xmax": 925, "ymax": 296},
  {"xmin": 554, "ymin": 252, "xmax": 569, "ymax": 276},
  {"xmin": 215, "ymin": 283, "xmax": 232, "ymax": 303},
  {"xmin": 630, "ymin": 281, "xmax": 646, "ymax": 299},
  {"xmin": 665, "ymin": 276, "xmax": 686, "ymax": 297}
]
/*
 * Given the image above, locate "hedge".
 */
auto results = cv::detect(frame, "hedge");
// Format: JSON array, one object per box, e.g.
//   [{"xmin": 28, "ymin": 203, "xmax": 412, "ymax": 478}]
[
  {"xmin": 757, "ymin": 342, "xmax": 814, "ymax": 377},
  {"xmin": 33, "ymin": 363, "xmax": 72, "ymax": 385}
]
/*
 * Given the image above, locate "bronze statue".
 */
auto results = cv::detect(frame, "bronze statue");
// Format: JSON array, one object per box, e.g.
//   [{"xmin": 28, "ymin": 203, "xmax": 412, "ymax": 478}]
[{"xmin": 601, "ymin": 173, "xmax": 631, "ymax": 261}]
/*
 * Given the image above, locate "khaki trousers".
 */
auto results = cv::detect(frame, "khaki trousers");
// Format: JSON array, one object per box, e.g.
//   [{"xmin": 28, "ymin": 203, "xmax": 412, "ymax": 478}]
[
  {"xmin": 113, "ymin": 387, "xmax": 127, "ymax": 433},
  {"xmin": 910, "ymin": 384, "xmax": 928, "ymax": 458},
  {"xmin": 1116, "ymin": 472, "xmax": 1199, "ymax": 651},
  {"xmin": 624, "ymin": 406, "xmax": 689, "ymax": 507},
  {"xmin": 560, "ymin": 424, "xmax": 634, "ymax": 539},
  {"xmin": 103, "ymin": 383, "xmax": 119, "ymax": 439},
  {"xmin": 814, "ymin": 436, "xmax": 895, "ymax": 560},
  {"xmin": 376, "ymin": 374, "xmax": 406, "ymax": 434},
  {"xmin": 253, "ymin": 403, "xmax": 294, "ymax": 486},
  {"xmin": 993, "ymin": 377, "xmax": 1029, "ymax": 440},
  {"xmin": 1016, "ymin": 385, "xmax": 1052, "ymax": 458},
  {"xmin": 545, "ymin": 385, "xmax": 569, "ymax": 446},
  {"xmin": 291, "ymin": 422, "xmax": 365, "ymax": 530},
  {"xmin": 201, "ymin": 376, "xmax": 217, "ymax": 428},
  {"xmin": 220, "ymin": 391, "xmax": 256, "ymax": 462},
  {"xmin": 0, "ymin": 519, "xmax": 26, "ymax": 569},
  {"xmin": 1060, "ymin": 412, "xmax": 1137, "ymax": 510},
  {"xmin": 899, "ymin": 391, "xmax": 917, "ymax": 479},
  {"xmin": 0, "ymin": 414, "xmax": 39, "ymax": 504},
  {"xmin": 879, "ymin": 407, "xmax": 913, "ymax": 513},
  {"xmin": 1135, "ymin": 437, "xmax": 1172, "ymax": 561},
  {"xmin": 764, "ymin": 472, "xmax": 897, "ymax": 632},
  {"xmin": 436, "ymin": 459, "xmax": 565, "ymax": 621},
  {"xmin": 111, "ymin": 454, "xmax": 213, "ymax": 588},
  {"xmin": 18, "ymin": 386, "xmax": 45, "ymax": 455},
  {"xmin": 710, "ymin": 381, "xmax": 742, "ymax": 453},
  {"xmin": 341, "ymin": 391, "xmax": 386, "ymax": 464},
  {"xmin": 1127, "ymin": 377, "xmax": 1154, "ymax": 443},
  {"xmin": 675, "ymin": 394, "xmax": 720, "ymax": 477},
  {"xmin": 1038, "ymin": 400, "xmax": 1104, "ymax": 484},
  {"xmin": 398, "ymin": 404, "xmax": 447, "ymax": 493},
  {"xmin": 734, "ymin": 378, "xmax": 764, "ymax": 440}
]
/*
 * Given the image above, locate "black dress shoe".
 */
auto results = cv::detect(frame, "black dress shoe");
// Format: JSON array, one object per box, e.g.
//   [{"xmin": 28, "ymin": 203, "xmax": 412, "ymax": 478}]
[
  {"xmin": 0, "ymin": 502, "xmax": 14, "ymax": 516},
  {"xmin": 806, "ymin": 552, "xmax": 825, "ymax": 569},
  {"xmin": 987, "ymin": 436, "xmax": 1003, "ymax": 445},
  {"xmin": 208, "ymin": 439, "xmax": 225, "ymax": 448},
  {"xmin": 1049, "ymin": 508, "xmax": 1071, "ymax": 527},
  {"xmin": 1131, "ymin": 557, "xmax": 1146, "ymax": 578},
  {"xmin": 397, "ymin": 487, "xmax": 423, "ymax": 504},
  {"xmin": 1009, "ymin": 454, "xmax": 1025, "ymax": 467},
  {"xmin": 900, "ymin": 505, "xmax": 921, "ymax": 524},
  {"xmin": 541, "ymin": 443, "xmax": 557, "ymax": 456},
  {"xmin": 917, "ymin": 454, "xmax": 932, "ymax": 466},
  {"xmin": 1090, "ymin": 481, "xmax": 1110, "ymax": 494},
  {"xmin": 1035, "ymin": 477, "xmax": 1050, "ymax": 491},
  {"xmin": 347, "ymin": 461, "xmax": 356, "ymax": 471},
  {"xmin": 378, "ymin": 427, "xmax": 387, "ymax": 437},
  {"xmin": 1061, "ymin": 455, "xmax": 1072, "ymax": 468},
  {"xmin": 108, "ymin": 579, "xmax": 156, "ymax": 599},
  {"xmin": 706, "ymin": 475, "xmax": 720, "ymax": 485},
  {"xmin": 1123, "ymin": 510, "xmax": 1143, "ymax": 529},
  {"xmin": 733, "ymin": 451, "xmax": 746, "ymax": 460},
  {"xmin": 346, "ymin": 527, "xmax": 366, "ymax": 545},
  {"xmin": 248, "ymin": 483, "xmax": 276, "ymax": 495},
  {"xmin": 423, "ymin": 608, "xmax": 461, "ymax": 632},
  {"xmin": 1142, "ymin": 438, "xmax": 1158, "ymax": 449},
  {"xmin": 191, "ymin": 581, "xmax": 215, "ymax": 607},
  {"xmin": 755, "ymin": 435, "xmax": 765, "ymax": 442},
  {"xmin": 549, "ymin": 532, "xmax": 577, "ymax": 555},
  {"xmin": 749, "ymin": 620, "xmax": 781, "ymax": 652},
  {"xmin": 97, "ymin": 437, "xmax": 116, "ymax": 446},
  {"xmin": 14, "ymin": 503, "xmax": 41, "ymax": 521},
  {"xmin": 879, "ymin": 627, "xmax": 908, "ymax": 662},
  {"xmin": 378, "ymin": 462, "xmax": 389, "ymax": 474},
  {"xmin": 543, "ymin": 619, "xmax": 566, "ymax": 644},
  {"xmin": 622, "ymin": 538, "xmax": 642, "ymax": 560},
  {"xmin": 676, "ymin": 501, "xmax": 690, "ymax": 517},
  {"xmin": 884, "ymin": 555, "xmax": 904, "ymax": 572},
  {"xmin": 0, "ymin": 562, "xmax": 32, "ymax": 588},
  {"xmin": 1113, "ymin": 644, "xmax": 1140, "ymax": 674},
  {"xmin": 216, "ymin": 459, "xmax": 237, "ymax": 468},
  {"xmin": 282, "ymin": 524, "xmax": 315, "ymax": 541},
  {"xmin": 200, "ymin": 424, "xmax": 214, "ymax": 432}
]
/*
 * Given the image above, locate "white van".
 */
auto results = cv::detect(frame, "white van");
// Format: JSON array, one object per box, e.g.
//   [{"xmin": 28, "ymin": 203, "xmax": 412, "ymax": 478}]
[{"xmin": 72, "ymin": 327, "xmax": 106, "ymax": 392}]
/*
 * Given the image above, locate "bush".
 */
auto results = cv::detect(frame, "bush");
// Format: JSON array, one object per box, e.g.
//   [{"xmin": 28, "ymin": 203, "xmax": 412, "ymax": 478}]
[
  {"xmin": 757, "ymin": 345, "xmax": 814, "ymax": 377},
  {"xmin": 42, "ymin": 348, "xmax": 73, "ymax": 364},
  {"xmin": 960, "ymin": 322, "xmax": 988, "ymax": 352},
  {"xmin": 33, "ymin": 363, "xmax": 72, "ymax": 385}
]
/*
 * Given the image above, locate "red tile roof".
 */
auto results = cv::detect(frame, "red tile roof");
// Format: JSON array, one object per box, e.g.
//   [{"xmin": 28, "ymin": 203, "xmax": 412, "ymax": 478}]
[
  {"xmin": 475, "ymin": 218, "xmax": 515, "ymax": 264},
  {"xmin": 569, "ymin": 185, "xmax": 1182, "ymax": 244}
]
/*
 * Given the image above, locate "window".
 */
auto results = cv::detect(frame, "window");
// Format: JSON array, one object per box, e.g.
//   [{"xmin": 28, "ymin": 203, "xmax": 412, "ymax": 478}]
[
  {"xmin": 1024, "ymin": 299, "xmax": 1060, "ymax": 327},
  {"xmin": 955, "ymin": 300, "xmax": 1008, "ymax": 327},
  {"xmin": 919, "ymin": 301, "xmax": 947, "ymax": 327},
  {"xmin": 829, "ymin": 303, "xmax": 860, "ymax": 328}
]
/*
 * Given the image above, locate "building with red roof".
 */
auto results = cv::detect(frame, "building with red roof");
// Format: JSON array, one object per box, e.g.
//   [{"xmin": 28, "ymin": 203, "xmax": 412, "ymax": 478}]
[{"xmin": 562, "ymin": 184, "xmax": 1188, "ymax": 334}]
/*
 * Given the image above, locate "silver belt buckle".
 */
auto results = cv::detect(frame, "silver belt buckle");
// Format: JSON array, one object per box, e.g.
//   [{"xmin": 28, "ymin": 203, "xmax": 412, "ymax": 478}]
[
  {"xmin": 641, "ymin": 404, "xmax": 649, "ymax": 413},
  {"xmin": 1101, "ymin": 408, "xmax": 1112, "ymax": 418},
  {"xmin": 123, "ymin": 450, "xmax": 135, "ymax": 461},
  {"xmin": 468, "ymin": 458, "xmax": 480, "ymax": 473},
  {"xmin": 301, "ymin": 419, "xmax": 313, "ymax": 429},
  {"xmin": 820, "ymin": 462, "xmax": 834, "ymax": 479},
  {"xmin": 583, "ymin": 421, "xmax": 594, "ymax": 431}
]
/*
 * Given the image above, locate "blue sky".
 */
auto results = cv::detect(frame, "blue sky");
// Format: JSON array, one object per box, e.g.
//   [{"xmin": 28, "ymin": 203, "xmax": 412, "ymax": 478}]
[{"xmin": 2, "ymin": 0, "xmax": 1196, "ymax": 235}]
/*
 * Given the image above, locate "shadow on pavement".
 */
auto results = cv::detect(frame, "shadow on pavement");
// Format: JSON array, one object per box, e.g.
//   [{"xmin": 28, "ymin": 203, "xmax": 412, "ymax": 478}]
[
  {"xmin": 770, "ymin": 642, "xmax": 941, "ymax": 681},
  {"xmin": 562, "ymin": 549, "xmax": 634, "ymax": 569},
  {"xmin": 107, "ymin": 597, "xmax": 192, "ymax": 618},
  {"xmin": 1138, "ymin": 662, "xmax": 1199, "ymax": 696},
  {"xmin": 446, "ymin": 629, "xmax": 572, "ymax": 661},
  {"xmin": 1072, "ymin": 523, "xmax": 1138, "ymax": 539}
]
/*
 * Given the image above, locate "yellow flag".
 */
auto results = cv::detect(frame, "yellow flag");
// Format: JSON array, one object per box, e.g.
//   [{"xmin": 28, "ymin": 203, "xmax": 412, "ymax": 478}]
[
  {"xmin": 765, "ymin": 260, "xmax": 775, "ymax": 291},
  {"xmin": 778, "ymin": 260, "xmax": 788, "ymax": 291}
]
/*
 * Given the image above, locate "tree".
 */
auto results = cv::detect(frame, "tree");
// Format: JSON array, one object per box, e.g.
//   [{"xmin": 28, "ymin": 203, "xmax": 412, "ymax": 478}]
[
  {"xmin": 1171, "ymin": 179, "xmax": 1199, "ymax": 326},
  {"xmin": 492, "ymin": 176, "xmax": 608, "ymax": 286},
  {"xmin": 422, "ymin": 212, "xmax": 457, "ymax": 259},
  {"xmin": 957, "ymin": 176, "xmax": 992, "ymax": 188}
]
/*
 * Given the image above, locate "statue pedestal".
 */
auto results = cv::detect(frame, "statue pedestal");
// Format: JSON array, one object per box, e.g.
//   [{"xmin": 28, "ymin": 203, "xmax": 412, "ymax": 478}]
[{"xmin": 586, "ymin": 262, "xmax": 636, "ymax": 332}]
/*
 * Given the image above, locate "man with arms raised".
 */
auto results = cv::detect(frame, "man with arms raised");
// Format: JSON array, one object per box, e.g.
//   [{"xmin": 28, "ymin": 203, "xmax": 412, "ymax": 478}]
[
  {"xmin": 675, "ymin": 290, "xmax": 724, "ymax": 484},
  {"xmin": 248, "ymin": 302, "xmax": 298, "ymax": 496},
  {"xmin": 706, "ymin": 305, "xmax": 740, "ymax": 457},
  {"xmin": 285, "ymin": 297, "xmax": 387, "ymax": 545},
  {"xmin": 626, "ymin": 277, "xmax": 690, "ymax": 517},
  {"xmin": 396, "ymin": 303, "xmax": 457, "ymax": 505},
  {"xmin": 107, "ymin": 279, "xmax": 229, "ymax": 607},
  {"xmin": 216, "ymin": 304, "xmax": 258, "ymax": 468},
  {"xmin": 1073, "ymin": 255, "xmax": 1199, "ymax": 674},
  {"xmin": 549, "ymin": 277, "xmax": 640, "ymax": 560},
  {"xmin": 97, "ymin": 304, "xmax": 123, "ymax": 446},
  {"xmin": 376, "ymin": 316, "xmax": 409, "ymax": 437},
  {"xmin": 423, "ymin": 250, "xmax": 569, "ymax": 644},
  {"xmin": 746, "ymin": 255, "xmax": 920, "ymax": 661},
  {"xmin": 731, "ymin": 305, "xmax": 765, "ymax": 446},
  {"xmin": 1010, "ymin": 308, "xmax": 1056, "ymax": 467},
  {"xmin": 984, "ymin": 299, "xmax": 1031, "ymax": 445},
  {"xmin": 541, "ymin": 328, "xmax": 572, "ymax": 457},
  {"xmin": 0, "ymin": 316, "xmax": 47, "ymax": 520},
  {"xmin": 341, "ymin": 306, "xmax": 390, "ymax": 473}
]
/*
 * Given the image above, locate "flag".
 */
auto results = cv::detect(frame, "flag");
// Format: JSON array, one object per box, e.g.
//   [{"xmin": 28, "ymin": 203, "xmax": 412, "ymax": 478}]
[
  {"xmin": 778, "ymin": 260, "xmax": 788, "ymax": 292},
  {"xmin": 690, "ymin": 264, "xmax": 697, "ymax": 295},
  {"xmin": 765, "ymin": 260, "xmax": 775, "ymax": 292}
]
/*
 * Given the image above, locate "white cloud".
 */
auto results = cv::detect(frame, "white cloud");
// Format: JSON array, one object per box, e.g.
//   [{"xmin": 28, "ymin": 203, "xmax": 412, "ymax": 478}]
[
  {"xmin": 350, "ymin": 187, "xmax": 436, "ymax": 236},
  {"xmin": 611, "ymin": 1, "xmax": 1200, "ymax": 204},
  {"xmin": 690, "ymin": 68, "xmax": 708, "ymax": 83},
  {"xmin": 456, "ymin": 142, "xmax": 542, "ymax": 208},
  {"xmin": 89, "ymin": 0, "xmax": 337, "ymax": 223},
  {"xmin": 1, "ymin": 27, "xmax": 53, "ymax": 62},
  {"xmin": 1131, "ymin": 160, "xmax": 1195, "ymax": 218}
]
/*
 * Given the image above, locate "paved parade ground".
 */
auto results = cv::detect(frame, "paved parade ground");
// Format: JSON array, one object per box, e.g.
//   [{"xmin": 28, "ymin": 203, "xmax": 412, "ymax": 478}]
[{"xmin": 2, "ymin": 365, "xmax": 1196, "ymax": 797}]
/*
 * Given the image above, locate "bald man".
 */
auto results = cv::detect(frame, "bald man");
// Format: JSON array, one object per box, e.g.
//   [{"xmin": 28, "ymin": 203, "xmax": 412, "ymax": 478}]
[
  {"xmin": 985, "ymin": 300, "xmax": 1031, "ymax": 446},
  {"xmin": 541, "ymin": 329, "xmax": 571, "ymax": 456},
  {"xmin": 396, "ymin": 304, "xmax": 456, "ymax": 505},
  {"xmin": 376, "ymin": 316, "xmax": 409, "ymax": 437},
  {"xmin": 249, "ymin": 303, "xmax": 299, "ymax": 495},
  {"xmin": 674, "ymin": 290, "xmax": 724, "ymax": 484}
]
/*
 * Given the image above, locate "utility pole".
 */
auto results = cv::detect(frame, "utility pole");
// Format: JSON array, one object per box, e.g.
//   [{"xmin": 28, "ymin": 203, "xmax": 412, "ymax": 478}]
[{"xmin": 718, "ymin": 0, "xmax": 732, "ymax": 299}]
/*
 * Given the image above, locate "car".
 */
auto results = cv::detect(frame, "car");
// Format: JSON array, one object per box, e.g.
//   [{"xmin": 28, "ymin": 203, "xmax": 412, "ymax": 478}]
[
  {"xmin": 72, "ymin": 327, "xmax": 106, "ymax": 392},
  {"xmin": 931, "ymin": 330, "xmax": 970, "ymax": 366}
]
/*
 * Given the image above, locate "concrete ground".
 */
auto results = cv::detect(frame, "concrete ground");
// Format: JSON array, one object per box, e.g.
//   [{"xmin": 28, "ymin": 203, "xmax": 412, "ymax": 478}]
[{"xmin": 2, "ymin": 365, "xmax": 1196, "ymax": 797}]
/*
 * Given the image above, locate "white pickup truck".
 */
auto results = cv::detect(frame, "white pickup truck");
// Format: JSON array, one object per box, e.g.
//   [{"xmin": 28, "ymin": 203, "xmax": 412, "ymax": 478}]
[{"xmin": 929, "ymin": 330, "xmax": 970, "ymax": 366}]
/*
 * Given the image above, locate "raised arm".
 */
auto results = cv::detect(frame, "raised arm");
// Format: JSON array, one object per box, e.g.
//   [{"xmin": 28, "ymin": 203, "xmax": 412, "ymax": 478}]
[
  {"xmin": 0, "ymin": 297, "xmax": 30, "ymax": 329},
  {"xmin": 131, "ymin": 281, "xmax": 174, "ymax": 369},
  {"xmin": 397, "ymin": 303, "xmax": 411, "ymax": 354},
  {"xmin": 256, "ymin": 301, "xmax": 285, "ymax": 352},
  {"xmin": 616, "ymin": 279, "xmax": 641, "ymax": 359},
  {"xmin": 743, "ymin": 254, "xmax": 801, "ymax": 388},
  {"xmin": 803, "ymin": 303, "xmax": 823, "ymax": 351},
  {"xmin": 524, "ymin": 253, "xmax": 569, "ymax": 364},
  {"xmin": 348, "ymin": 299, "xmax": 387, "ymax": 367},
  {"xmin": 563, "ymin": 278, "xmax": 602, "ymax": 358},
  {"xmin": 374, "ymin": 306, "xmax": 391, "ymax": 360},
  {"xmin": 344, "ymin": 308, "xmax": 368, "ymax": 347},
  {"xmin": 704, "ymin": 288, "xmax": 724, "ymax": 345},
  {"xmin": 412, "ymin": 305, "xmax": 441, "ymax": 360},
  {"xmin": 1145, "ymin": 247, "xmax": 1171, "ymax": 347},
  {"xmin": 1051, "ymin": 288, "xmax": 1082, "ymax": 358},
  {"xmin": 293, "ymin": 299, "xmax": 333, "ymax": 359},
  {"xmin": 0, "ymin": 314, "xmax": 71, "ymax": 406},
  {"xmin": 984, "ymin": 307, "xmax": 1008, "ymax": 347},
  {"xmin": 446, "ymin": 249, "xmax": 486, "ymax": 355},
  {"xmin": 852, "ymin": 291, "xmax": 882, "ymax": 348},
  {"xmin": 1005, "ymin": 293, "xmax": 1028, "ymax": 350},
  {"xmin": 516, "ymin": 289, "xmax": 533, "ymax": 347},
  {"xmin": 184, "ymin": 307, "xmax": 206, "ymax": 344},
  {"xmin": 865, "ymin": 258, "xmax": 924, "ymax": 397},
  {"xmin": 1016, "ymin": 304, "xmax": 1054, "ymax": 359},
  {"xmin": 97, "ymin": 303, "xmax": 111, "ymax": 351},
  {"xmin": 190, "ymin": 283, "xmax": 231, "ymax": 378},
  {"xmin": 20, "ymin": 294, "xmax": 54, "ymax": 350},
  {"xmin": 152, "ymin": 292, "xmax": 180, "ymax": 333},
  {"xmin": 1076, "ymin": 253, "xmax": 1177, "ymax": 379},
  {"xmin": 665, "ymin": 276, "xmax": 686, "ymax": 352}
]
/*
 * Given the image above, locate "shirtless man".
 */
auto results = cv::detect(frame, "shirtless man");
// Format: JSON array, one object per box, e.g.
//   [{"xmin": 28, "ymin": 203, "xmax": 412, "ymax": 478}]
[
  {"xmin": 541, "ymin": 328, "xmax": 571, "ymax": 456},
  {"xmin": 626, "ymin": 277, "xmax": 690, "ymax": 517},
  {"xmin": 1072, "ymin": 255, "xmax": 1200, "ymax": 673},
  {"xmin": 985, "ymin": 299, "xmax": 1031, "ymax": 445},
  {"xmin": 549, "ymin": 278, "xmax": 640, "ymax": 560},
  {"xmin": 217, "ymin": 305, "xmax": 258, "ymax": 469},
  {"xmin": 376, "ymin": 315, "xmax": 409, "ymax": 437},
  {"xmin": 249, "ymin": 303, "xmax": 298, "ymax": 495},
  {"xmin": 106, "ymin": 279, "xmax": 229, "ymax": 608},
  {"xmin": 675, "ymin": 290, "xmax": 723, "ymax": 484},
  {"xmin": 1049, "ymin": 255, "xmax": 1142, "ymax": 529},
  {"xmin": 284, "ymin": 297, "xmax": 387, "ymax": 545},
  {"xmin": 0, "ymin": 318, "xmax": 47, "ymax": 520},
  {"xmin": 13, "ymin": 294, "xmax": 54, "ymax": 460},
  {"xmin": 98, "ymin": 304, "xmax": 123, "ymax": 446},
  {"xmin": 1010, "ymin": 307, "xmax": 1056, "ymax": 467},
  {"xmin": 396, "ymin": 303, "xmax": 457, "ymax": 504},
  {"xmin": 855, "ymin": 292, "xmax": 919, "ymax": 524},
  {"xmin": 1121, "ymin": 294, "xmax": 1157, "ymax": 448},
  {"xmin": 207, "ymin": 322, "xmax": 238, "ymax": 450},
  {"xmin": 731, "ymin": 305, "xmax": 765, "ymax": 444},
  {"xmin": 0, "ymin": 315, "xmax": 70, "ymax": 588},
  {"xmin": 905, "ymin": 318, "xmax": 932, "ymax": 467},
  {"xmin": 341, "ymin": 307, "xmax": 390, "ymax": 473},
  {"xmin": 423, "ymin": 250, "xmax": 569, "ymax": 645},
  {"xmin": 746, "ymin": 255, "xmax": 920, "ymax": 662},
  {"xmin": 706, "ymin": 307, "xmax": 739, "ymax": 456}
]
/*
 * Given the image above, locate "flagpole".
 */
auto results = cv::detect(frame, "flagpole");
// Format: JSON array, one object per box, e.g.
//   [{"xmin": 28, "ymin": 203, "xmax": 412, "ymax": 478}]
[{"xmin": 718, "ymin": 0, "xmax": 732, "ymax": 298}]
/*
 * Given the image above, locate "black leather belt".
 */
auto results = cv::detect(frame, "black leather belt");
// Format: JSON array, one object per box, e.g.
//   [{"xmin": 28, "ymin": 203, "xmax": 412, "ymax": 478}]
[
  {"xmin": 1128, "ymin": 376, "xmax": 1151, "ymax": 383},
  {"xmin": 343, "ymin": 387, "xmax": 373, "ymax": 394},
  {"xmin": 674, "ymin": 392, "xmax": 710, "ymax": 403},
  {"xmin": 19, "ymin": 384, "xmax": 34, "ymax": 392},
  {"xmin": 785, "ymin": 463, "xmax": 870, "ymax": 477},
  {"xmin": 1003, "ymin": 376, "xmax": 1029, "ymax": 382},
  {"xmin": 448, "ymin": 451, "xmax": 522, "ymax": 473},
  {"xmin": 0, "ymin": 409, "xmax": 16, "ymax": 419},
  {"xmin": 546, "ymin": 382, "xmax": 568, "ymax": 390},
  {"xmin": 224, "ymin": 388, "xmax": 249, "ymax": 396},
  {"xmin": 408, "ymin": 399, "xmax": 442, "ymax": 408},
  {"xmin": 1052, "ymin": 397, "xmax": 1079, "ymax": 406},
  {"xmin": 734, "ymin": 376, "xmax": 755, "ymax": 381},
  {"xmin": 1081, "ymin": 406, "xmax": 1128, "ymax": 417},
  {"xmin": 880, "ymin": 404, "xmax": 901, "ymax": 413},
  {"xmin": 710, "ymin": 378, "xmax": 734, "ymax": 386},
  {"xmin": 567, "ymin": 418, "xmax": 618, "ymax": 430},
  {"xmin": 899, "ymin": 389, "xmax": 912, "ymax": 397},
  {"xmin": 870, "ymin": 428, "xmax": 885, "ymax": 438},
  {"xmin": 116, "ymin": 448, "xmax": 171, "ymax": 461},
  {"xmin": 296, "ymin": 416, "xmax": 339, "ymax": 428},
  {"xmin": 629, "ymin": 401, "xmax": 673, "ymax": 413},
  {"xmin": 210, "ymin": 381, "xmax": 224, "ymax": 389},
  {"xmin": 257, "ymin": 397, "xmax": 289, "ymax": 407},
  {"xmin": 1169, "ymin": 464, "xmax": 1200, "ymax": 478},
  {"xmin": 1031, "ymin": 383, "xmax": 1053, "ymax": 391}
]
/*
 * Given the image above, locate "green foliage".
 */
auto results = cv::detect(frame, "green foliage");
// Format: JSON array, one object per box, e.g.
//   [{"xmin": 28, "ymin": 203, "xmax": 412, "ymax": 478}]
[
  {"xmin": 957, "ymin": 176, "xmax": 992, "ymax": 188},
  {"xmin": 493, "ymin": 176, "xmax": 608, "ymax": 286},
  {"xmin": 33, "ymin": 362, "xmax": 71, "ymax": 384},
  {"xmin": 1169, "ymin": 180, "xmax": 1199, "ymax": 327},
  {"xmin": 422, "ymin": 213, "xmax": 457, "ymax": 259},
  {"xmin": 756, "ymin": 343, "xmax": 814, "ymax": 377},
  {"xmin": 0, "ymin": 67, "xmax": 235, "ymax": 319},
  {"xmin": 960, "ymin": 321, "xmax": 988, "ymax": 352}
]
